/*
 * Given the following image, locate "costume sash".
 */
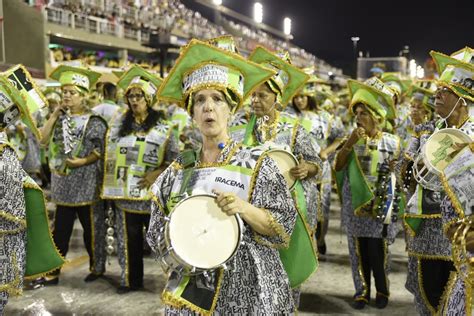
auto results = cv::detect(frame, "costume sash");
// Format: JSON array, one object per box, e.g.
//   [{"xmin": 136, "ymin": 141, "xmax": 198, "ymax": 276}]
[
  {"xmin": 237, "ymin": 114, "xmax": 318, "ymax": 288},
  {"xmin": 335, "ymin": 150, "xmax": 374, "ymax": 213},
  {"xmin": 102, "ymin": 124, "xmax": 171, "ymax": 200},
  {"xmin": 166, "ymin": 164, "xmax": 253, "ymax": 212},
  {"xmin": 280, "ymin": 180, "xmax": 318, "ymax": 288},
  {"xmin": 23, "ymin": 177, "xmax": 65, "ymax": 278}
]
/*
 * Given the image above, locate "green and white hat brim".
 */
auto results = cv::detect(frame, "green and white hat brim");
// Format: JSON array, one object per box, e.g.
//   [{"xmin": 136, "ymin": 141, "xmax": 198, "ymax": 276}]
[
  {"xmin": 362, "ymin": 77, "xmax": 396, "ymax": 119},
  {"xmin": 408, "ymin": 80, "xmax": 437, "ymax": 109},
  {"xmin": 381, "ymin": 72, "xmax": 409, "ymax": 95},
  {"xmin": 157, "ymin": 39, "xmax": 276, "ymax": 113},
  {"xmin": 0, "ymin": 75, "xmax": 41, "ymax": 140},
  {"xmin": 431, "ymin": 50, "xmax": 474, "ymax": 101},
  {"xmin": 2, "ymin": 64, "xmax": 48, "ymax": 140},
  {"xmin": 348, "ymin": 79, "xmax": 389, "ymax": 123},
  {"xmin": 117, "ymin": 65, "xmax": 163, "ymax": 104},
  {"xmin": 49, "ymin": 65, "xmax": 101, "ymax": 92},
  {"xmin": 249, "ymin": 46, "xmax": 309, "ymax": 107}
]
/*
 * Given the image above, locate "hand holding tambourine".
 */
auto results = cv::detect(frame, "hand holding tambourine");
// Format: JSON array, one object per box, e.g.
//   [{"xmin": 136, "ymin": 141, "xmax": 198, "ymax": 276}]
[{"xmin": 213, "ymin": 189, "xmax": 248, "ymax": 216}]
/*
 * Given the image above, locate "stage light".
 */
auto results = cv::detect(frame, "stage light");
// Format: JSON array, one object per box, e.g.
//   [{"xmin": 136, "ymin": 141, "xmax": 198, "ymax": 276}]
[
  {"xmin": 284, "ymin": 17, "xmax": 292, "ymax": 35},
  {"xmin": 254, "ymin": 2, "xmax": 263, "ymax": 24}
]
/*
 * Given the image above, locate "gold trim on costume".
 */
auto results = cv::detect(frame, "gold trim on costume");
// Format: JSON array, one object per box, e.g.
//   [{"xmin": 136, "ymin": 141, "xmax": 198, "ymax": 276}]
[
  {"xmin": 440, "ymin": 271, "xmax": 458, "ymax": 314},
  {"xmin": 355, "ymin": 238, "xmax": 369, "ymax": 300},
  {"xmin": 53, "ymin": 200, "xmax": 98, "ymax": 207},
  {"xmin": 416, "ymin": 257, "xmax": 438, "ymax": 314},
  {"xmin": 122, "ymin": 208, "xmax": 130, "ymax": 287},
  {"xmin": 161, "ymin": 269, "xmax": 224, "ymax": 315},
  {"xmin": 408, "ymin": 251, "xmax": 453, "ymax": 261}
]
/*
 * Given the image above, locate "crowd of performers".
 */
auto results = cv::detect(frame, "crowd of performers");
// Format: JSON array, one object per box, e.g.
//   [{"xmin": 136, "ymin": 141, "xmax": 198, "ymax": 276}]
[{"xmin": 0, "ymin": 35, "xmax": 473, "ymax": 315}]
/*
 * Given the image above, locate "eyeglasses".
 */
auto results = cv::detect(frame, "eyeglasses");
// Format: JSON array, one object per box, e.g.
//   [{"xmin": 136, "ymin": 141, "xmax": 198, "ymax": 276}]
[{"xmin": 127, "ymin": 94, "xmax": 145, "ymax": 100}]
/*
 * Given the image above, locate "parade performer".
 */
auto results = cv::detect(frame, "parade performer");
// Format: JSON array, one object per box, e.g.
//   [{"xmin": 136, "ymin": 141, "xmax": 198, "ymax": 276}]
[
  {"xmin": 289, "ymin": 75, "xmax": 345, "ymax": 254},
  {"xmin": 40, "ymin": 65, "xmax": 107, "ymax": 284},
  {"xmin": 433, "ymin": 47, "xmax": 473, "ymax": 315},
  {"xmin": 402, "ymin": 47, "xmax": 473, "ymax": 315},
  {"xmin": 92, "ymin": 82, "xmax": 123, "ymax": 123},
  {"xmin": 147, "ymin": 38, "xmax": 297, "ymax": 314},
  {"xmin": 102, "ymin": 65, "xmax": 179, "ymax": 293},
  {"xmin": 0, "ymin": 66, "xmax": 64, "ymax": 312},
  {"xmin": 335, "ymin": 79, "xmax": 401, "ymax": 309},
  {"xmin": 229, "ymin": 46, "xmax": 320, "ymax": 306}
]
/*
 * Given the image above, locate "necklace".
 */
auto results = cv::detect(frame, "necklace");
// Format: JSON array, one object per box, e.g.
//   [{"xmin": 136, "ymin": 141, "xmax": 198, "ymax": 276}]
[{"xmin": 134, "ymin": 113, "xmax": 148, "ymax": 125}]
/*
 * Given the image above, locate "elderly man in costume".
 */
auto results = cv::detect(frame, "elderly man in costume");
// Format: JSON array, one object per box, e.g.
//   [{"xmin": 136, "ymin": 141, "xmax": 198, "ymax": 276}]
[
  {"xmin": 102, "ymin": 65, "xmax": 179, "ymax": 293},
  {"xmin": 426, "ymin": 47, "xmax": 473, "ymax": 315},
  {"xmin": 147, "ymin": 37, "xmax": 298, "ymax": 314},
  {"xmin": 0, "ymin": 65, "xmax": 64, "ymax": 312},
  {"xmin": 40, "ymin": 65, "xmax": 108, "ymax": 284},
  {"xmin": 335, "ymin": 79, "xmax": 401, "ymax": 310},
  {"xmin": 400, "ymin": 47, "xmax": 473, "ymax": 315}
]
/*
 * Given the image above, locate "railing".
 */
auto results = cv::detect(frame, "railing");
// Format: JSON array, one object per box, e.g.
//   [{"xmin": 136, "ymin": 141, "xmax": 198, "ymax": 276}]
[{"xmin": 44, "ymin": 7, "xmax": 148, "ymax": 43}]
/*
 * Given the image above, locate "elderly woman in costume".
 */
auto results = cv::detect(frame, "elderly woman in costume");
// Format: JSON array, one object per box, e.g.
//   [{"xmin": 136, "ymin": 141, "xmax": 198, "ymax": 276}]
[
  {"xmin": 0, "ymin": 67, "xmax": 63, "ymax": 313},
  {"xmin": 289, "ymin": 75, "xmax": 345, "ymax": 255},
  {"xmin": 147, "ymin": 38, "xmax": 297, "ymax": 314},
  {"xmin": 429, "ymin": 47, "xmax": 473, "ymax": 315},
  {"xmin": 40, "ymin": 65, "xmax": 108, "ymax": 284},
  {"xmin": 102, "ymin": 65, "xmax": 179, "ymax": 294},
  {"xmin": 335, "ymin": 79, "xmax": 401, "ymax": 310},
  {"xmin": 229, "ymin": 47, "xmax": 321, "ymax": 307}
]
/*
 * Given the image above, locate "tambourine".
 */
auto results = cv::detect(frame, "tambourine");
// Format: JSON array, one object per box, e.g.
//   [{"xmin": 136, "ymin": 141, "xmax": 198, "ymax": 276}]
[
  {"xmin": 157, "ymin": 194, "xmax": 244, "ymax": 276},
  {"xmin": 266, "ymin": 148, "xmax": 299, "ymax": 191},
  {"xmin": 412, "ymin": 128, "xmax": 471, "ymax": 191}
]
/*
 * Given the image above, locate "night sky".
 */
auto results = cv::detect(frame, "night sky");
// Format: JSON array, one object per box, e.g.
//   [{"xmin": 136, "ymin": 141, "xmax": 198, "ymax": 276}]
[{"xmin": 183, "ymin": 0, "xmax": 474, "ymax": 75}]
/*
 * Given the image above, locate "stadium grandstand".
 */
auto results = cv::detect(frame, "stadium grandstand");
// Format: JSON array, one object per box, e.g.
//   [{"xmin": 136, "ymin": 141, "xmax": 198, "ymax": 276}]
[{"xmin": 5, "ymin": 0, "xmax": 345, "ymax": 84}]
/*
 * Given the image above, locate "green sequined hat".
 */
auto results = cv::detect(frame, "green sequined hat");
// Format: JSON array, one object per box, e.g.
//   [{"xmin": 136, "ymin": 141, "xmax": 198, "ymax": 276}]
[
  {"xmin": 248, "ymin": 46, "xmax": 309, "ymax": 107},
  {"xmin": 381, "ymin": 72, "xmax": 410, "ymax": 98},
  {"xmin": 430, "ymin": 46, "xmax": 474, "ymax": 102},
  {"xmin": 49, "ymin": 64, "xmax": 101, "ymax": 93},
  {"xmin": 348, "ymin": 79, "xmax": 391, "ymax": 124},
  {"xmin": 408, "ymin": 80, "xmax": 437, "ymax": 110},
  {"xmin": 0, "ymin": 65, "xmax": 45, "ymax": 140},
  {"xmin": 157, "ymin": 39, "xmax": 276, "ymax": 114},
  {"xmin": 117, "ymin": 65, "xmax": 163, "ymax": 105},
  {"xmin": 362, "ymin": 77, "xmax": 397, "ymax": 119}
]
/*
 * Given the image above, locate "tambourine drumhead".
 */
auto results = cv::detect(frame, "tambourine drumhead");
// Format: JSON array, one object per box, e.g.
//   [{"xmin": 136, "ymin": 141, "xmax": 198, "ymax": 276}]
[
  {"xmin": 266, "ymin": 149, "xmax": 299, "ymax": 190},
  {"xmin": 423, "ymin": 128, "xmax": 472, "ymax": 174},
  {"xmin": 168, "ymin": 194, "xmax": 241, "ymax": 270}
]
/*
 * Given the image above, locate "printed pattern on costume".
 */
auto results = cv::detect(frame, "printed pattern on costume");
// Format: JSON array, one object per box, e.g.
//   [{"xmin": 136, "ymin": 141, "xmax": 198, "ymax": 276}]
[
  {"xmin": 51, "ymin": 115, "xmax": 107, "ymax": 205},
  {"xmin": 0, "ymin": 146, "xmax": 28, "ymax": 311},
  {"xmin": 147, "ymin": 141, "xmax": 296, "ymax": 314}
]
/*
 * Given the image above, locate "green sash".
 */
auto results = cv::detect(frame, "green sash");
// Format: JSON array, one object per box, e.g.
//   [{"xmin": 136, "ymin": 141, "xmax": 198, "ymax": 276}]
[
  {"xmin": 242, "ymin": 114, "xmax": 257, "ymax": 146},
  {"xmin": 24, "ymin": 180, "xmax": 65, "ymax": 278},
  {"xmin": 279, "ymin": 181, "xmax": 318, "ymax": 288},
  {"xmin": 335, "ymin": 150, "xmax": 373, "ymax": 213},
  {"xmin": 240, "ymin": 114, "xmax": 318, "ymax": 288}
]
